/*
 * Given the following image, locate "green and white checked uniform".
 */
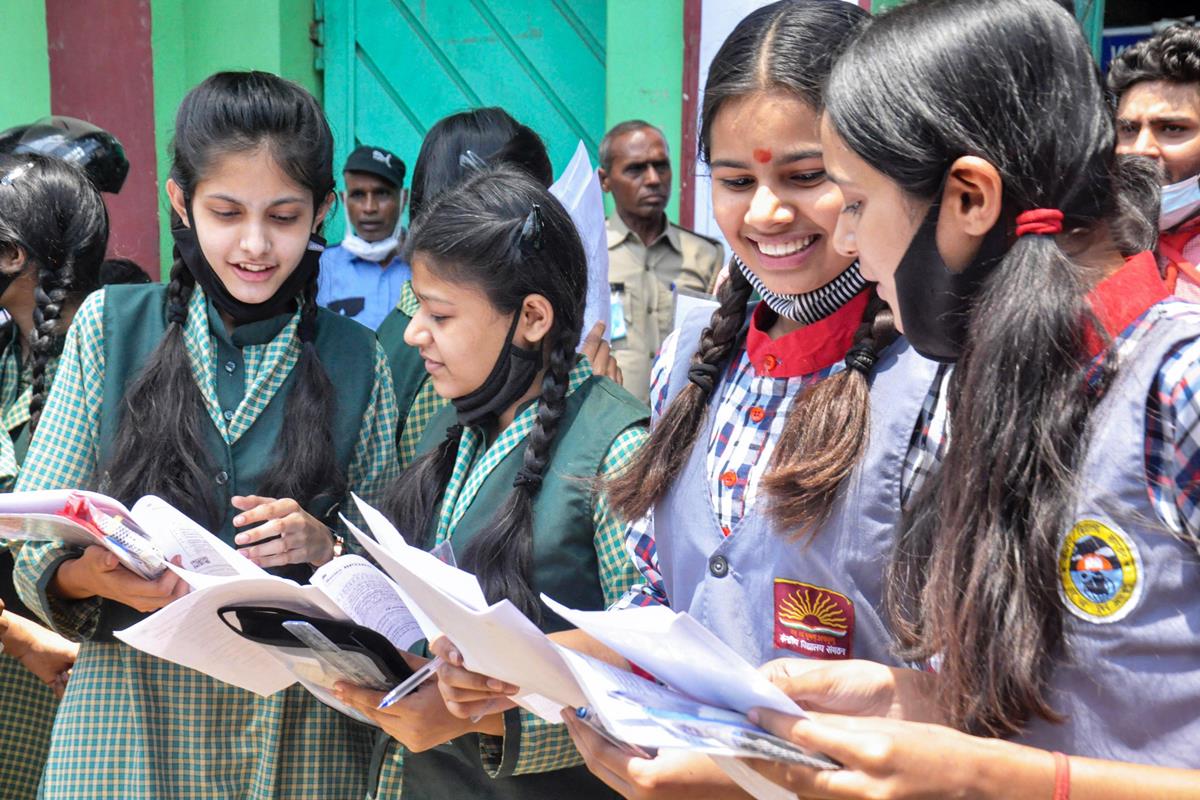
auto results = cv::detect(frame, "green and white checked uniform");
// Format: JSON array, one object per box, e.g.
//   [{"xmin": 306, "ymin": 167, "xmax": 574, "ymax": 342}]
[
  {"xmin": 0, "ymin": 327, "xmax": 59, "ymax": 800},
  {"xmin": 11, "ymin": 286, "xmax": 400, "ymax": 799},
  {"xmin": 375, "ymin": 357, "xmax": 647, "ymax": 797},
  {"xmin": 392, "ymin": 283, "xmax": 446, "ymax": 469}
]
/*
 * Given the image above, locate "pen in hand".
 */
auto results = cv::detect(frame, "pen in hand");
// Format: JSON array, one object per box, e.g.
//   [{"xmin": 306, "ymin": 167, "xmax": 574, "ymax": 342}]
[{"xmin": 378, "ymin": 656, "xmax": 444, "ymax": 709}]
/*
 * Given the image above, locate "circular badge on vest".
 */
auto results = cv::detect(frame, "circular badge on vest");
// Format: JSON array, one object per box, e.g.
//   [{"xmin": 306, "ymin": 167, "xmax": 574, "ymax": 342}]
[{"xmin": 1057, "ymin": 519, "xmax": 1143, "ymax": 624}]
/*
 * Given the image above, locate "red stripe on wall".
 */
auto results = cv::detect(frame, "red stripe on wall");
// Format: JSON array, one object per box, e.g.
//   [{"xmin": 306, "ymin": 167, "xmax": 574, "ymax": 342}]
[
  {"xmin": 680, "ymin": 0, "xmax": 703, "ymax": 230},
  {"xmin": 46, "ymin": 0, "xmax": 159, "ymax": 277}
]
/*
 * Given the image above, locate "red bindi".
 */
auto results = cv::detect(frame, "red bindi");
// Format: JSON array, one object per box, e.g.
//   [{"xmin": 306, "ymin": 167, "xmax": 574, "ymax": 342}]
[{"xmin": 753, "ymin": 148, "xmax": 772, "ymax": 163}]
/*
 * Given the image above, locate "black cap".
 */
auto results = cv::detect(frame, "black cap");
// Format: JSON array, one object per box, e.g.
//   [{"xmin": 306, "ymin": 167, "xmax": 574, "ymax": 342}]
[{"xmin": 344, "ymin": 145, "xmax": 406, "ymax": 187}]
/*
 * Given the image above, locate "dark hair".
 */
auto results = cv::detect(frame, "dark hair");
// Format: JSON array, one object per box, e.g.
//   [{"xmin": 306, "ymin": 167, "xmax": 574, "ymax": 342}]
[
  {"xmin": 408, "ymin": 107, "xmax": 553, "ymax": 222},
  {"xmin": 102, "ymin": 71, "xmax": 343, "ymax": 529},
  {"xmin": 1107, "ymin": 24, "xmax": 1200, "ymax": 100},
  {"xmin": 608, "ymin": 0, "xmax": 877, "ymax": 534},
  {"xmin": 0, "ymin": 154, "xmax": 108, "ymax": 432},
  {"xmin": 826, "ymin": 0, "xmax": 1127, "ymax": 736},
  {"xmin": 388, "ymin": 167, "xmax": 586, "ymax": 621},
  {"xmin": 98, "ymin": 257, "xmax": 151, "ymax": 286},
  {"xmin": 598, "ymin": 120, "xmax": 667, "ymax": 171}
]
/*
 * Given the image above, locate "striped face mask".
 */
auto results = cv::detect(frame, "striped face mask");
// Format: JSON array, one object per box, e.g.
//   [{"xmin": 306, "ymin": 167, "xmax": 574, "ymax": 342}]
[{"xmin": 732, "ymin": 255, "xmax": 866, "ymax": 325}]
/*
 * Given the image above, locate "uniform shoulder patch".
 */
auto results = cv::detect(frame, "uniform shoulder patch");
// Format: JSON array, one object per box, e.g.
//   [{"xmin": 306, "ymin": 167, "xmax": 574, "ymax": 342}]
[{"xmin": 1058, "ymin": 519, "xmax": 1144, "ymax": 624}]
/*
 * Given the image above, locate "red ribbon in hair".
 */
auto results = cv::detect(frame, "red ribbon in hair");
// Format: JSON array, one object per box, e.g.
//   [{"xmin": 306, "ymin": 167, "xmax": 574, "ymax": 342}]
[{"xmin": 1015, "ymin": 208, "xmax": 1064, "ymax": 237}]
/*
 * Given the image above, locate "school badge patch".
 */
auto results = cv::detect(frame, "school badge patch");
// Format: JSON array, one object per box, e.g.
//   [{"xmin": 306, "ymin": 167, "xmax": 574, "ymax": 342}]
[
  {"xmin": 1058, "ymin": 519, "xmax": 1143, "ymax": 624},
  {"xmin": 773, "ymin": 579, "xmax": 854, "ymax": 659}
]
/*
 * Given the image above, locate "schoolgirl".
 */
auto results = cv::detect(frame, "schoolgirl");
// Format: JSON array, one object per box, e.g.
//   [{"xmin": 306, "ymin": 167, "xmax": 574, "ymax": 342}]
[
  {"xmin": 377, "ymin": 108, "xmax": 555, "ymax": 469},
  {"xmin": 11, "ymin": 71, "xmax": 398, "ymax": 798},
  {"xmin": 335, "ymin": 167, "xmax": 648, "ymax": 800},
  {"xmin": 742, "ymin": 0, "xmax": 1200, "ymax": 796},
  {"xmin": 432, "ymin": 2, "xmax": 948, "ymax": 794},
  {"xmin": 0, "ymin": 154, "xmax": 109, "ymax": 798}
]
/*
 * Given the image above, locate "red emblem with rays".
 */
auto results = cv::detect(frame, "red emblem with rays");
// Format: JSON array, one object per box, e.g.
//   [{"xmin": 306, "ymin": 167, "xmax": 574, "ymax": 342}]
[{"xmin": 773, "ymin": 579, "xmax": 854, "ymax": 660}]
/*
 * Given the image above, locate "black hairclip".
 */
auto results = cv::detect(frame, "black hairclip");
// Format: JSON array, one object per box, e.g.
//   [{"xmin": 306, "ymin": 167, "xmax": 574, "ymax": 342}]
[
  {"xmin": 458, "ymin": 150, "xmax": 489, "ymax": 171},
  {"xmin": 520, "ymin": 204, "xmax": 544, "ymax": 251}
]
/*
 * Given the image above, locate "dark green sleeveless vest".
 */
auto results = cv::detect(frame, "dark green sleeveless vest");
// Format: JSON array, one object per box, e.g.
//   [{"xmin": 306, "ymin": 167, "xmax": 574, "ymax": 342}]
[
  {"xmin": 398, "ymin": 374, "xmax": 647, "ymax": 800},
  {"xmin": 92, "ymin": 284, "xmax": 378, "ymax": 636},
  {"xmin": 376, "ymin": 306, "xmax": 428, "ymax": 440}
]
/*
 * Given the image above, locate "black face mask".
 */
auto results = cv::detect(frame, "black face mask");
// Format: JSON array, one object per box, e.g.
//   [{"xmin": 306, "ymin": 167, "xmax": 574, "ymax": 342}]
[
  {"xmin": 171, "ymin": 220, "xmax": 325, "ymax": 325},
  {"xmin": 452, "ymin": 312, "xmax": 543, "ymax": 427},
  {"xmin": 893, "ymin": 193, "xmax": 1008, "ymax": 363}
]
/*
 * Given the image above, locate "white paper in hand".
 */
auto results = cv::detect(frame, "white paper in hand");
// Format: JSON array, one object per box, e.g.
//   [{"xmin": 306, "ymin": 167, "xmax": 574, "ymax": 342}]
[
  {"xmin": 541, "ymin": 596, "xmax": 801, "ymax": 717},
  {"xmin": 550, "ymin": 141, "xmax": 611, "ymax": 348}
]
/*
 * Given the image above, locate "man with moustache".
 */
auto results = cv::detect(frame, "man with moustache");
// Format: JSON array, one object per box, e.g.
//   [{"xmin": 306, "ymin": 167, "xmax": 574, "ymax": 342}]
[
  {"xmin": 601, "ymin": 120, "xmax": 723, "ymax": 400},
  {"xmin": 318, "ymin": 145, "xmax": 410, "ymax": 329},
  {"xmin": 1109, "ymin": 25, "xmax": 1200, "ymax": 299}
]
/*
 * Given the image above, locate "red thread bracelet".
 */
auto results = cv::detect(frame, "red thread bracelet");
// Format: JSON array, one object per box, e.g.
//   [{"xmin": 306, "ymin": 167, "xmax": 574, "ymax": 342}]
[{"xmin": 1052, "ymin": 751, "xmax": 1071, "ymax": 800}]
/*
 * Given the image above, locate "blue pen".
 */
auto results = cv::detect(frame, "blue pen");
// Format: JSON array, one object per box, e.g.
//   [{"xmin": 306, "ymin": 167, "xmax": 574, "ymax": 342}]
[{"xmin": 378, "ymin": 656, "xmax": 443, "ymax": 709}]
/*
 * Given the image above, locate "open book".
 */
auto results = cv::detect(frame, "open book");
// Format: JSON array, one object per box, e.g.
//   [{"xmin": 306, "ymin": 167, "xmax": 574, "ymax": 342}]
[
  {"xmin": 0, "ymin": 490, "xmax": 265, "ymax": 581},
  {"xmin": 341, "ymin": 495, "xmax": 834, "ymax": 796}
]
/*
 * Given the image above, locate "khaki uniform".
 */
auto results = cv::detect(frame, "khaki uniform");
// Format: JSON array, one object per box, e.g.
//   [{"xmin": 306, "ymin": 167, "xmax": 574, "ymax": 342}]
[{"xmin": 607, "ymin": 213, "xmax": 723, "ymax": 400}]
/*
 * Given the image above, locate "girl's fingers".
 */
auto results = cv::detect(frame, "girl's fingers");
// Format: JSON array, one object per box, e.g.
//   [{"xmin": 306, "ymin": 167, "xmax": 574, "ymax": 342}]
[
  {"xmin": 751, "ymin": 708, "xmax": 865, "ymax": 767},
  {"xmin": 436, "ymin": 662, "xmax": 518, "ymax": 695},
  {"xmin": 429, "ymin": 636, "xmax": 462, "ymax": 666},
  {"xmin": 231, "ymin": 497, "xmax": 296, "ymax": 527}
]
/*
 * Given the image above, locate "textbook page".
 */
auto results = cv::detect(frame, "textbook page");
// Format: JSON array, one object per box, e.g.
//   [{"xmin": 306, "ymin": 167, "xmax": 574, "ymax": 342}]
[
  {"xmin": 542, "ymin": 596, "xmax": 800, "ymax": 717},
  {"xmin": 308, "ymin": 554, "xmax": 423, "ymax": 651},
  {"xmin": 114, "ymin": 573, "xmax": 335, "ymax": 695},
  {"xmin": 557, "ymin": 646, "xmax": 833, "ymax": 773},
  {"xmin": 129, "ymin": 495, "xmax": 263, "ymax": 579},
  {"xmin": 346, "ymin": 517, "xmax": 583, "ymax": 719}
]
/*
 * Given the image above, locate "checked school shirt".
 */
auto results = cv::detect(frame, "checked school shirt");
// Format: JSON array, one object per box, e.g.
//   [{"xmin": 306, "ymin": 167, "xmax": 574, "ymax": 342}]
[
  {"xmin": 374, "ymin": 356, "xmax": 648, "ymax": 796},
  {"xmin": 10, "ymin": 285, "xmax": 400, "ymax": 800},
  {"xmin": 624, "ymin": 299, "xmax": 952, "ymax": 608},
  {"xmin": 628, "ymin": 251, "xmax": 1200, "ymax": 609}
]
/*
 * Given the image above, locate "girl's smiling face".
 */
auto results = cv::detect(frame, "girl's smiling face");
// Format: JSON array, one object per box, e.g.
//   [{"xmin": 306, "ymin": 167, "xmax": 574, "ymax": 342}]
[
  {"xmin": 708, "ymin": 89, "xmax": 853, "ymax": 295},
  {"xmin": 403, "ymin": 254, "xmax": 515, "ymax": 400},
  {"xmin": 168, "ymin": 146, "xmax": 328, "ymax": 306}
]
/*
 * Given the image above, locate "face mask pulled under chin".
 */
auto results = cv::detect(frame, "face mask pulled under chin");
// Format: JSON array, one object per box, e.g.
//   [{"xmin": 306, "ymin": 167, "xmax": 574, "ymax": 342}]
[
  {"xmin": 1160, "ymin": 174, "xmax": 1200, "ymax": 231},
  {"xmin": 340, "ymin": 195, "xmax": 406, "ymax": 262},
  {"xmin": 891, "ymin": 194, "xmax": 1008, "ymax": 363},
  {"xmin": 451, "ymin": 312, "xmax": 544, "ymax": 427}
]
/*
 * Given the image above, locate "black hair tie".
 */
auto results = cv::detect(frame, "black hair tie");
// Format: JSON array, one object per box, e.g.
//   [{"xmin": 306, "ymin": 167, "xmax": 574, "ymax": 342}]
[
  {"xmin": 844, "ymin": 343, "xmax": 877, "ymax": 375},
  {"xmin": 446, "ymin": 423, "xmax": 464, "ymax": 440},
  {"xmin": 513, "ymin": 466, "xmax": 543, "ymax": 491},
  {"xmin": 167, "ymin": 303, "xmax": 188, "ymax": 325},
  {"xmin": 688, "ymin": 362, "xmax": 720, "ymax": 394}
]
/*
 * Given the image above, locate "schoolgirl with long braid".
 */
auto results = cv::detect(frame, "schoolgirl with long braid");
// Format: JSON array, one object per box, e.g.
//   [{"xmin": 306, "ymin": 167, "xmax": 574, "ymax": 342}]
[
  {"xmin": 11, "ymin": 72, "xmax": 399, "ymax": 799},
  {"xmin": 334, "ymin": 167, "xmax": 648, "ymax": 800},
  {"xmin": 0, "ymin": 154, "xmax": 111, "ymax": 798},
  {"xmin": 428, "ymin": 2, "xmax": 949, "ymax": 795}
]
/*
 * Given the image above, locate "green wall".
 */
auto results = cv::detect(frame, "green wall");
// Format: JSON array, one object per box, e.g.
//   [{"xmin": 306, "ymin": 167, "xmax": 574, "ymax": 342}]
[
  {"xmin": 604, "ymin": 0, "xmax": 684, "ymax": 222},
  {"xmin": 0, "ymin": 3, "xmax": 51, "ymax": 128},
  {"xmin": 149, "ymin": 0, "xmax": 322, "ymax": 275}
]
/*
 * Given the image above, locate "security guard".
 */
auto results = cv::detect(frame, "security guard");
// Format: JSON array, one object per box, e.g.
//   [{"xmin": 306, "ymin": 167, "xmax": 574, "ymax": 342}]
[{"xmin": 600, "ymin": 120, "xmax": 723, "ymax": 400}]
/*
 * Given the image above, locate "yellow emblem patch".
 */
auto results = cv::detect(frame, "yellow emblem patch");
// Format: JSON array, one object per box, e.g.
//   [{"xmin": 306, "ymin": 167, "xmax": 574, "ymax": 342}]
[{"xmin": 1058, "ymin": 519, "xmax": 1143, "ymax": 624}]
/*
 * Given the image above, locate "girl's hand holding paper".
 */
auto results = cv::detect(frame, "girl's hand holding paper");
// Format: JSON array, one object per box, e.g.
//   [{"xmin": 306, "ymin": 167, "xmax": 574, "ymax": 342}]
[
  {"xmin": 428, "ymin": 634, "xmax": 519, "ymax": 720},
  {"xmin": 333, "ymin": 651, "xmax": 505, "ymax": 751},
  {"xmin": 52, "ymin": 545, "xmax": 188, "ymax": 612}
]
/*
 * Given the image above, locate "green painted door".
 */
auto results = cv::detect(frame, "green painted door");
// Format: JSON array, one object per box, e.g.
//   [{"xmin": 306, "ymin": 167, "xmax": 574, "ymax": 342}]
[{"xmin": 323, "ymin": 0, "xmax": 605, "ymax": 236}]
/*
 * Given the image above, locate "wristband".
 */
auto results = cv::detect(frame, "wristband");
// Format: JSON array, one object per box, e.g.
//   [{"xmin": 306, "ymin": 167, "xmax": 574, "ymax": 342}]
[{"xmin": 1052, "ymin": 751, "xmax": 1070, "ymax": 800}]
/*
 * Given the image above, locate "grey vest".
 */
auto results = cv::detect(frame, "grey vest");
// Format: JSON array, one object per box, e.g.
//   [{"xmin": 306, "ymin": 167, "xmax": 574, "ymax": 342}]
[
  {"xmin": 1017, "ymin": 301, "xmax": 1200, "ymax": 767},
  {"xmin": 655, "ymin": 307, "xmax": 940, "ymax": 667}
]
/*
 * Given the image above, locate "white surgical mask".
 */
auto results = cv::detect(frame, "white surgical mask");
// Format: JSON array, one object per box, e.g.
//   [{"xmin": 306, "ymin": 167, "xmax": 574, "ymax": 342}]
[
  {"xmin": 340, "ymin": 189, "xmax": 408, "ymax": 262},
  {"xmin": 1160, "ymin": 174, "xmax": 1200, "ymax": 231}
]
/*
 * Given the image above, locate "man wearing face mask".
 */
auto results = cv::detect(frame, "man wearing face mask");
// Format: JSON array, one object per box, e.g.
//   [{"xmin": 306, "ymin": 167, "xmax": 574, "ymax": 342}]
[
  {"xmin": 1109, "ymin": 24, "xmax": 1200, "ymax": 300},
  {"xmin": 317, "ymin": 145, "xmax": 410, "ymax": 329}
]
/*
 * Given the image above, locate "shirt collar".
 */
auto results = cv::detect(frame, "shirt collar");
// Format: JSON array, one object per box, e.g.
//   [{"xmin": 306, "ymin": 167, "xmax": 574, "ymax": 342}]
[
  {"xmin": 1084, "ymin": 250, "xmax": 1168, "ymax": 358},
  {"xmin": 745, "ymin": 288, "xmax": 871, "ymax": 378}
]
